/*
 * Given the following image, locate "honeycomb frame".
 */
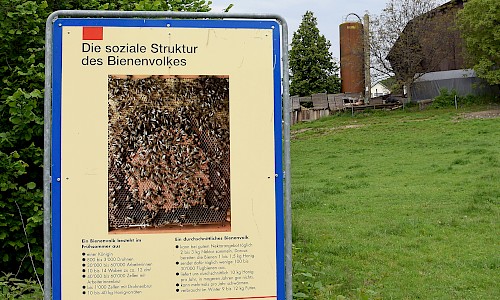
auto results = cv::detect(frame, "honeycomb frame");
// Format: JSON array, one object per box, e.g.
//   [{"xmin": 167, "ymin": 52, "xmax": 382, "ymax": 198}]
[{"xmin": 108, "ymin": 75, "xmax": 230, "ymax": 231}]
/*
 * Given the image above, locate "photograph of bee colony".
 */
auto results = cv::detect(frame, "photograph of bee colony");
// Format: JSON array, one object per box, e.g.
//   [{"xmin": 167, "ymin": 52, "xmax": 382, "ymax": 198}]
[{"xmin": 108, "ymin": 75, "xmax": 230, "ymax": 233}]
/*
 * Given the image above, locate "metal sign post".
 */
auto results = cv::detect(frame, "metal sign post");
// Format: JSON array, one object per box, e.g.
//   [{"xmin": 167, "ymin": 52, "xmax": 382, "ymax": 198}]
[{"xmin": 44, "ymin": 11, "xmax": 291, "ymax": 300}]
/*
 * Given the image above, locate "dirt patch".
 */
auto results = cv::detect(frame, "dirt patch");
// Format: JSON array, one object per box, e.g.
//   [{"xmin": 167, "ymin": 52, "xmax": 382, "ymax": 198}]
[
  {"xmin": 291, "ymin": 124, "xmax": 365, "ymax": 139},
  {"xmin": 290, "ymin": 128, "xmax": 312, "ymax": 139},
  {"xmin": 292, "ymin": 128, "xmax": 312, "ymax": 134},
  {"xmin": 462, "ymin": 109, "xmax": 500, "ymax": 119},
  {"xmin": 339, "ymin": 124, "xmax": 364, "ymax": 129}
]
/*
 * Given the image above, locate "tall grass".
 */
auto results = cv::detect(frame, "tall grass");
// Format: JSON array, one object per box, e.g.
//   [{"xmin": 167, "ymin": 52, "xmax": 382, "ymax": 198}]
[{"xmin": 291, "ymin": 106, "xmax": 499, "ymax": 299}]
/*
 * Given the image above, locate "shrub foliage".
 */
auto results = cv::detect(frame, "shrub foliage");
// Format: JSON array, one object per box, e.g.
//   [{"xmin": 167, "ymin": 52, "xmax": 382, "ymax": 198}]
[
  {"xmin": 0, "ymin": 273, "xmax": 43, "ymax": 300},
  {"xmin": 0, "ymin": 0, "xmax": 47, "ymax": 278}
]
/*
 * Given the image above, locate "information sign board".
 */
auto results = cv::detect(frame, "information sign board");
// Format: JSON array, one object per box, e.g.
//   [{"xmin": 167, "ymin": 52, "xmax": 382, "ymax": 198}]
[{"xmin": 48, "ymin": 15, "xmax": 285, "ymax": 300}]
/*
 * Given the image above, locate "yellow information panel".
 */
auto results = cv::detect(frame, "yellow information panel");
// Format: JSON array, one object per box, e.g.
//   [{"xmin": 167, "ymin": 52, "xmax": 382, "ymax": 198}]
[{"xmin": 51, "ymin": 18, "xmax": 284, "ymax": 299}]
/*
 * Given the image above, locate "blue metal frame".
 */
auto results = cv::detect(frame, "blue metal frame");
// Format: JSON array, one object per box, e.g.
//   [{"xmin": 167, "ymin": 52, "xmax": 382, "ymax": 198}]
[
  {"xmin": 51, "ymin": 18, "xmax": 284, "ymax": 300},
  {"xmin": 51, "ymin": 21, "xmax": 63, "ymax": 300}
]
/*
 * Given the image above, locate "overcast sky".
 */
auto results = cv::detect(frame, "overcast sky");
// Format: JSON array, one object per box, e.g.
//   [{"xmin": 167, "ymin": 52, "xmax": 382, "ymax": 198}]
[
  {"xmin": 210, "ymin": 0, "xmax": 448, "ymax": 60},
  {"xmin": 209, "ymin": 0, "xmax": 390, "ymax": 60}
]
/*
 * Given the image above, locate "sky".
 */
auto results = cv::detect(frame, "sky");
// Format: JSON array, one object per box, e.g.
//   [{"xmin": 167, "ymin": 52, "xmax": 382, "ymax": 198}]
[{"xmin": 209, "ymin": 0, "xmax": 390, "ymax": 60}]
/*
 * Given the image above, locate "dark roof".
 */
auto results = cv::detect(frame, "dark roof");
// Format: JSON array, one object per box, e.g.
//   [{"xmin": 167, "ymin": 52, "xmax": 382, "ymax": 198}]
[
  {"xmin": 386, "ymin": 0, "xmax": 467, "ymax": 77},
  {"xmin": 387, "ymin": 0, "xmax": 465, "ymax": 61}
]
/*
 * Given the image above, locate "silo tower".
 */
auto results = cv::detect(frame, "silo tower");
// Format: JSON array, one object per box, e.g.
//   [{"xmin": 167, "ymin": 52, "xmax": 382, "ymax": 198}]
[{"xmin": 340, "ymin": 13, "xmax": 365, "ymax": 94}]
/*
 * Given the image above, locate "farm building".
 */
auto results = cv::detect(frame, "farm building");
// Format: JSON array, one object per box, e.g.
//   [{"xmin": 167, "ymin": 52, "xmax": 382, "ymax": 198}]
[
  {"xmin": 386, "ymin": 0, "xmax": 496, "ymax": 101},
  {"xmin": 371, "ymin": 81, "xmax": 391, "ymax": 98}
]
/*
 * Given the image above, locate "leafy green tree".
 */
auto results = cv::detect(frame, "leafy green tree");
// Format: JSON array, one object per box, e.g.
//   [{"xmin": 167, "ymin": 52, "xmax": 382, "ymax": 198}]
[
  {"xmin": 45, "ymin": 0, "xmax": 213, "ymax": 11},
  {"xmin": 457, "ymin": 0, "xmax": 500, "ymax": 85},
  {"xmin": 289, "ymin": 11, "xmax": 340, "ymax": 96},
  {"xmin": 0, "ymin": 0, "xmax": 215, "ymax": 279}
]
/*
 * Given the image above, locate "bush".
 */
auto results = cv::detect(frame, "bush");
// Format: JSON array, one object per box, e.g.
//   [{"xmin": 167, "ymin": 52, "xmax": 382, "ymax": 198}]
[
  {"xmin": 0, "ymin": 273, "xmax": 43, "ymax": 300},
  {"xmin": 431, "ymin": 89, "xmax": 459, "ymax": 108},
  {"xmin": 460, "ymin": 93, "xmax": 497, "ymax": 106},
  {"xmin": 0, "ymin": 0, "xmax": 47, "ymax": 278},
  {"xmin": 431, "ymin": 88, "xmax": 497, "ymax": 109}
]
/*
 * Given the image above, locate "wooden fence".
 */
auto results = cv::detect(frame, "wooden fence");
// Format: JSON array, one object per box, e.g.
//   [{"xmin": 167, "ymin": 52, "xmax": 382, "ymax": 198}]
[{"xmin": 290, "ymin": 93, "xmax": 362, "ymax": 125}]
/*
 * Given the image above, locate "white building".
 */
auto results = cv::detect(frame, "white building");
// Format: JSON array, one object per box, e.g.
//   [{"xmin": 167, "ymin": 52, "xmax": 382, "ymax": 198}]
[{"xmin": 371, "ymin": 81, "xmax": 391, "ymax": 98}]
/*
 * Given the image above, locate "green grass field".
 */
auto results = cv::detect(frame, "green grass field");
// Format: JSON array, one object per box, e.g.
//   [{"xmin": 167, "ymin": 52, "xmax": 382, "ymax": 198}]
[{"xmin": 291, "ymin": 106, "xmax": 500, "ymax": 299}]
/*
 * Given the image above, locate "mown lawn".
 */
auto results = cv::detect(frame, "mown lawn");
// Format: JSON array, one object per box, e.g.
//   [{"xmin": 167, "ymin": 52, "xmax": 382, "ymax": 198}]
[{"xmin": 291, "ymin": 106, "xmax": 499, "ymax": 299}]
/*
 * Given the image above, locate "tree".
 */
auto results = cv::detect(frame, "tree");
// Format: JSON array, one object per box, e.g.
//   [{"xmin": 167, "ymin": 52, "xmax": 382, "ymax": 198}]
[
  {"xmin": 289, "ymin": 11, "xmax": 340, "ymax": 96},
  {"xmin": 369, "ymin": 0, "xmax": 450, "ymax": 95},
  {"xmin": 0, "ymin": 0, "xmax": 215, "ymax": 279},
  {"xmin": 457, "ymin": 0, "xmax": 500, "ymax": 85},
  {"xmin": 45, "ymin": 0, "xmax": 213, "ymax": 11}
]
